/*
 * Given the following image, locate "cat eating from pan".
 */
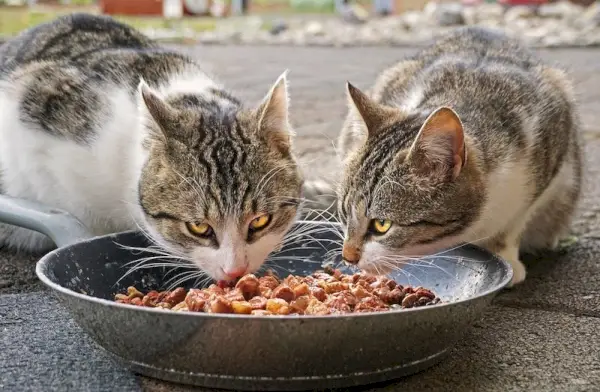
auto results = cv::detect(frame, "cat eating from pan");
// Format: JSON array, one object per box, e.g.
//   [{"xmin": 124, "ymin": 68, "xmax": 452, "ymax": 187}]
[{"xmin": 0, "ymin": 14, "xmax": 305, "ymax": 281}]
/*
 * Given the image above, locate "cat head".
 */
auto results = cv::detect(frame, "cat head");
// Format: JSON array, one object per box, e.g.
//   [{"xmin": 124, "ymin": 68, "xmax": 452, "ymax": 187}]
[
  {"xmin": 137, "ymin": 72, "xmax": 303, "ymax": 281},
  {"xmin": 338, "ymin": 83, "xmax": 485, "ymax": 273}
]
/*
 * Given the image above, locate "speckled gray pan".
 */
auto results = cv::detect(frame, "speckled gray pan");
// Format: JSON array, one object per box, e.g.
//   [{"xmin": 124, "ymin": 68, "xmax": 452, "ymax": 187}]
[{"xmin": 0, "ymin": 194, "xmax": 512, "ymax": 391}]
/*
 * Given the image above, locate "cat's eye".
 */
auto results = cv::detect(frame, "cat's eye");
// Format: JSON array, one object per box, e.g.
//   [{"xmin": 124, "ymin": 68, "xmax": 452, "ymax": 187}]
[
  {"xmin": 249, "ymin": 214, "xmax": 271, "ymax": 231},
  {"xmin": 186, "ymin": 222, "xmax": 213, "ymax": 237},
  {"xmin": 371, "ymin": 219, "xmax": 392, "ymax": 234}
]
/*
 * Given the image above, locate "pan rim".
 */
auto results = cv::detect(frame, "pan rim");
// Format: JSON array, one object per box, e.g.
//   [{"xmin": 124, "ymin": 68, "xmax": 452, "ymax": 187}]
[{"xmin": 35, "ymin": 221, "xmax": 513, "ymax": 321}]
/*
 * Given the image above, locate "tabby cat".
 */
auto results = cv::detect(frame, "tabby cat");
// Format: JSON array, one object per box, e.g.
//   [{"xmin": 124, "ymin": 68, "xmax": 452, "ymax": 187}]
[
  {"xmin": 337, "ymin": 27, "xmax": 582, "ymax": 286},
  {"xmin": 0, "ymin": 14, "xmax": 304, "ymax": 281}
]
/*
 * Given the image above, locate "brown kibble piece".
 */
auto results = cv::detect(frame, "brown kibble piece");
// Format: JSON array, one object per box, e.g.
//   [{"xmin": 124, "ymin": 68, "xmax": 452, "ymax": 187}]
[
  {"xmin": 272, "ymin": 284, "xmax": 295, "ymax": 302},
  {"xmin": 313, "ymin": 272, "xmax": 334, "ymax": 282},
  {"xmin": 304, "ymin": 298, "xmax": 330, "ymax": 315},
  {"xmin": 351, "ymin": 285, "xmax": 369, "ymax": 299},
  {"xmin": 163, "ymin": 287, "xmax": 187, "ymax": 306},
  {"xmin": 249, "ymin": 296, "xmax": 268, "ymax": 310},
  {"xmin": 340, "ymin": 275, "xmax": 354, "ymax": 283},
  {"xmin": 373, "ymin": 287, "xmax": 391, "ymax": 300},
  {"xmin": 290, "ymin": 295, "xmax": 310, "ymax": 313},
  {"xmin": 402, "ymin": 286, "xmax": 415, "ymax": 295},
  {"xmin": 292, "ymin": 282, "xmax": 310, "ymax": 297},
  {"xmin": 283, "ymin": 275, "xmax": 301, "ymax": 289},
  {"xmin": 386, "ymin": 287, "xmax": 405, "ymax": 304},
  {"xmin": 206, "ymin": 284, "xmax": 225, "ymax": 295},
  {"xmin": 259, "ymin": 275, "xmax": 280, "ymax": 290},
  {"xmin": 231, "ymin": 301, "xmax": 253, "ymax": 314},
  {"xmin": 324, "ymin": 281, "xmax": 348, "ymax": 294},
  {"xmin": 415, "ymin": 288, "xmax": 436, "ymax": 300},
  {"xmin": 142, "ymin": 293, "xmax": 158, "ymax": 307},
  {"xmin": 386, "ymin": 280, "xmax": 398, "ymax": 290},
  {"xmin": 355, "ymin": 295, "xmax": 387, "ymax": 311},
  {"xmin": 210, "ymin": 297, "xmax": 233, "ymax": 313},
  {"xmin": 360, "ymin": 273, "xmax": 377, "ymax": 284},
  {"xmin": 277, "ymin": 306, "xmax": 291, "ymax": 315},
  {"xmin": 324, "ymin": 293, "xmax": 352, "ymax": 313},
  {"xmin": 309, "ymin": 286, "xmax": 327, "ymax": 301},
  {"xmin": 259, "ymin": 286, "xmax": 273, "ymax": 299},
  {"xmin": 185, "ymin": 289, "xmax": 208, "ymax": 312},
  {"xmin": 126, "ymin": 286, "xmax": 144, "ymax": 299},
  {"xmin": 266, "ymin": 298, "xmax": 289, "ymax": 314},
  {"xmin": 402, "ymin": 293, "xmax": 419, "ymax": 308},
  {"xmin": 224, "ymin": 288, "xmax": 246, "ymax": 302},
  {"xmin": 235, "ymin": 274, "xmax": 260, "ymax": 300}
]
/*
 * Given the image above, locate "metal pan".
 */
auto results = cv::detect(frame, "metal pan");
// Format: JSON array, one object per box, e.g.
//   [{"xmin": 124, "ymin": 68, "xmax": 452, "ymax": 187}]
[{"xmin": 0, "ymin": 194, "xmax": 512, "ymax": 391}]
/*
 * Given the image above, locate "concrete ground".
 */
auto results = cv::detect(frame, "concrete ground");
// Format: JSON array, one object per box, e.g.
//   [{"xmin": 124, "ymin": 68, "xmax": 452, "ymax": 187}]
[{"xmin": 1, "ymin": 45, "xmax": 599, "ymax": 392}]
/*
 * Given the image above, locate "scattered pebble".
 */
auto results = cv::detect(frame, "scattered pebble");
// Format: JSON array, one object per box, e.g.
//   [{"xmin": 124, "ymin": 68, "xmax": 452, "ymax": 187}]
[{"xmin": 137, "ymin": 1, "xmax": 600, "ymax": 48}]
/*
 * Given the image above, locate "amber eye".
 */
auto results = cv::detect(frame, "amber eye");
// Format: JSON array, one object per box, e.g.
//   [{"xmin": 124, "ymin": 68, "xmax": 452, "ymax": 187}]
[
  {"xmin": 371, "ymin": 219, "xmax": 392, "ymax": 234},
  {"xmin": 249, "ymin": 214, "xmax": 271, "ymax": 231},
  {"xmin": 186, "ymin": 222, "xmax": 213, "ymax": 237}
]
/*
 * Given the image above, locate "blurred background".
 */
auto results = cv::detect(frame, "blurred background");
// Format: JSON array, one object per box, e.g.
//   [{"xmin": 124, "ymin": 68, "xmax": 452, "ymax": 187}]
[{"xmin": 0, "ymin": 0, "xmax": 598, "ymax": 48}]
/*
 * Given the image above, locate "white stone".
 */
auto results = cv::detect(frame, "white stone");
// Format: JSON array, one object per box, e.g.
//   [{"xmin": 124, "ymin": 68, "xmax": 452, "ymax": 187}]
[
  {"xmin": 538, "ymin": 1, "xmax": 584, "ymax": 20},
  {"xmin": 462, "ymin": 6, "xmax": 477, "ymax": 25},
  {"xmin": 576, "ymin": 3, "xmax": 600, "ymax": 28},
  {"xmin": 475, "ymin": 3, "xmax": 505, "ymax": 23},
  {"xmin": 401, "ymin": 11, "xmax": 424, "ymax": 30},
  {"xmin": 504, "ymin": 5, "xmax": 536, "ymax": 25},
  {"xmin": 305, "ymin": 21, "xmax": 325, "ymax": 36},
  {"xmin": 435, "ymin": 2, "xmax": 466, "ymax": 26}
]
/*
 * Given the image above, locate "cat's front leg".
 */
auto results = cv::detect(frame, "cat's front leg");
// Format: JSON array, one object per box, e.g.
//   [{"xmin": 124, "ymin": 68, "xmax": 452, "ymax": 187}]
[
  {"xmin": 482, "ymin": 236, "xmax": 526, "ymax": 288},
  {"xmin": 496, "ymin": 245, "xmax": 527, "ymax": 288}
]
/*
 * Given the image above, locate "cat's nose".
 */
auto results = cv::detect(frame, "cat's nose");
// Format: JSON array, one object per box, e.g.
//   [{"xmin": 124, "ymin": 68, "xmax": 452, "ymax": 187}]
[
  {"xmin": 342, "ymin": 243, "xmax": 361, "ymax": 264},
  {"xmin": 223, "ymin": 266, "xmax": 247, "ymax": 279}
]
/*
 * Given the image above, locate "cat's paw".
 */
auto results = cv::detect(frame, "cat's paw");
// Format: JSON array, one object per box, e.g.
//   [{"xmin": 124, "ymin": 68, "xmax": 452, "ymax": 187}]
[
  {"xmin": 506, "ymin": 259, "xmax": 527, "ymax": 288},
  {"xmin": 497, "ymin": 246, "xmax": 527, "ymax": 288}
]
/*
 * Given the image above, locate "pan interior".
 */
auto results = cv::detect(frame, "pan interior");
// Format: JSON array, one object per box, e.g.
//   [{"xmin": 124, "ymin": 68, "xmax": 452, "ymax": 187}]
[{"xmin": 41, "ymin": 223, "xmax": 509, "ymax": 304}]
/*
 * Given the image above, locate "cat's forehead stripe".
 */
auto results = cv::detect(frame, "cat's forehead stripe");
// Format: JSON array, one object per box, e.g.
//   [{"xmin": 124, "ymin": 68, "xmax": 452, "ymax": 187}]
[{"xmin": 352, "ymin": 118, "xmax": 422, "ymax": 207}]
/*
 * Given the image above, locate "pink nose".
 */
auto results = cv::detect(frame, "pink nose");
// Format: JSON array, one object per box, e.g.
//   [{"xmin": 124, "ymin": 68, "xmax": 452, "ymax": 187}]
[{"xmin": 223, "ymin": 266, "xmax": 247, "ymax": 279}]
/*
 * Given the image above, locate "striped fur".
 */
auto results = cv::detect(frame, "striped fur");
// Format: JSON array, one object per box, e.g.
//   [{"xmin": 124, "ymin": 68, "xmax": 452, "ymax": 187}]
[
  {"xmin": 0, "ymin": 14, "xmax": 303, "ymax": 281},
  {"xmin": 338, "ymin": 27, "xmax": 582, "ymax": 286}
]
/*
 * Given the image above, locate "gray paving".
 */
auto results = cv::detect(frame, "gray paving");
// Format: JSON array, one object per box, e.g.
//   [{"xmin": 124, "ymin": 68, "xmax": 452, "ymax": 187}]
[
  {"xmin": 1, "ymin": 45, "xmax": 599, "ymax": 392},
  {"xmin": 0, "ymin": 292, "xmax": 141, "ymax": 392}
]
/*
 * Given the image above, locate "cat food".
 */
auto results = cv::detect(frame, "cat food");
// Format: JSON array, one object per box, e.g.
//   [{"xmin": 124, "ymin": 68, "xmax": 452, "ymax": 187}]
[{"xmin": 114, "ymin": 268, "xmax": 442, "ymax": 315}]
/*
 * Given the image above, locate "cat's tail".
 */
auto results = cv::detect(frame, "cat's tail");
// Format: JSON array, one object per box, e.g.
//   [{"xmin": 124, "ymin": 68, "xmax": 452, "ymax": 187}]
[{"xmin": 300, "ymin": 179, "xmax": 339, "ymax": 222}]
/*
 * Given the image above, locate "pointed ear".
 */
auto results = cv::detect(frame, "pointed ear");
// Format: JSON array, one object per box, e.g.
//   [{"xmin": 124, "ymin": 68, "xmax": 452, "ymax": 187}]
[
  {"xmin": 346, "ymin": 82, "xmax": 404, "ymax": 138},
  {"xmin": 255, "ymin": 71, "xmax": 291, "ymax": 153},
  {"xmin": 408, "ymin": 107, "xmax": 466, "ymax": 180},
  {"xmin": 138, "ymin": 79, "xmax": 179, "ymax": 137}
]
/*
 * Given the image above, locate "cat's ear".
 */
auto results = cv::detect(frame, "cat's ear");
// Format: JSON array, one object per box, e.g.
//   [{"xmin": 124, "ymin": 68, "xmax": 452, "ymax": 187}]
[
  {"xmin": 255, "ymin": 70, "xmax": 292, "ymax": 153},
  {"xmin": 408, "ymin": 107, "xmax": 466, "ymax": 180},
  {"xmin": 346, "ymin": 82, "xmax": 403, "ymax": 138},
  {"xmin": 138, "ymin": 78, "xmax": 179, "ymax": 137}
]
